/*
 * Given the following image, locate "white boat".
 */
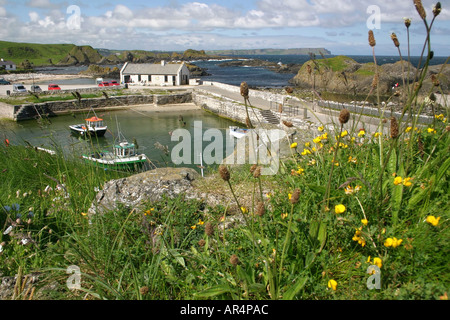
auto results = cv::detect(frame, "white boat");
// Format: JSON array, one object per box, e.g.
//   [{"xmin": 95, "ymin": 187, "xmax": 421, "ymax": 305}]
[
  {"xmin": 69, "ymin": 109, "xmax": 107, "ymax": 138},
  {"xmin": 82, "ymin": 140, "xmax": 147, "ymax": 170},
  {"xmin": 229, "ymin": 126, "xmax": 251, "ymax": 139}
]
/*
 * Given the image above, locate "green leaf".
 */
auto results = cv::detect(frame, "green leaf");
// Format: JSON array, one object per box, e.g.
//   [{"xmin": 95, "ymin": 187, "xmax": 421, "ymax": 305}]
[
  {"xmin": 317, "ymin": 221, "xmax": 327, "ymax": 252},
  {"xmin": 307, "ymin": 184, "xmax": 326, "ymax": 195},
  {"xmin": 282, "ymin": 276, "xmax": 308, "ymax": 300},
  {"xmin": 194, "ymin": 285, "xmax": 232, "ymax": 298}
]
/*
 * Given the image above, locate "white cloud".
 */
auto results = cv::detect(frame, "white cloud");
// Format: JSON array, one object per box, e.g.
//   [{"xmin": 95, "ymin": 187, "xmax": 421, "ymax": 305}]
[{"xmin": 27, "ymin": 0, "xmax": 54, "ymax": 9}]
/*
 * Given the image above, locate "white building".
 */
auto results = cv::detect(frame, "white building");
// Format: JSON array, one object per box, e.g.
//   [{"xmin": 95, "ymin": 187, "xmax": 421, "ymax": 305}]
[
  {"xmin": 120, "ymin": 61, "xmax": 190, "ymax": 86},
  {"xmin": 0, "ymin": 59, "xmax": 17, "ymax": 71}
]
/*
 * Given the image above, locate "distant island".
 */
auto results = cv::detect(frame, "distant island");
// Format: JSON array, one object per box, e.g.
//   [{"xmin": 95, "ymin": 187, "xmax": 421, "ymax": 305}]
[{"xmin": 206, "ymin": 48, "xmax": 331, "ymax": 56}]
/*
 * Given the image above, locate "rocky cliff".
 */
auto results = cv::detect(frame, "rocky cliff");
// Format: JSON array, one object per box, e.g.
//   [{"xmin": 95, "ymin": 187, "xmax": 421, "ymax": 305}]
[{"xmin": 291, "ymin": 55, "xmax": 449, "ymax": 96}]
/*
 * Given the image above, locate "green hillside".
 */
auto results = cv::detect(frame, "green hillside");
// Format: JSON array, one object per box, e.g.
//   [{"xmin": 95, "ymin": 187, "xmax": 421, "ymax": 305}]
[{"xmin": 0, "ymin": 40, "xmax": 77, "ymax": 66}]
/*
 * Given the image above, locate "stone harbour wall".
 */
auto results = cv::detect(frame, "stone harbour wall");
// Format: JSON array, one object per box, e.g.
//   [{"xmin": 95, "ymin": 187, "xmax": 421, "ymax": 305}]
[{"xmin": 11, "ymin": 92, "xmax": 192, "ymax": 121}]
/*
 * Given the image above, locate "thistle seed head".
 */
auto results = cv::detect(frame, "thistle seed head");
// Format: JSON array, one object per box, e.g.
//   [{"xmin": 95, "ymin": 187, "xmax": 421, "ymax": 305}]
[
  {"xmin": 368, "ymin": 30, "xmax": 376, "ymax": 47},
  {"xmin": 414, "ymin": 0, "xmax": 427, "ymax": 20},
  {"xmin": 230, "ymin": 254, "xmax": 240, "ymax": 266},
  {"xmin": 253, "ymin": 166, "xmax": 261, "ymax": 178},
  {"xmin": 290, "ymin": 188, "xmax": 301, "ymax": 204},
  {"xmin": 256, "ymin": 202, "xmax": 265, "ymax": 217},
  {"xmin": 431, "ymin": 74, "xmax": 440, "ymax": 87},
  {"xmin": 433, "ymin": 2, "xmax": 441, "ymax": 17},
  {"xmin": 240, "ymin": 81, "xmax": 249, "ymax": 99},
  {"xmin": 391, "ymin": 33, "xmax": 400, "ymax": 48},
  {"xmin": 339, "ymin": 109, "xmax": 351, "ymax": 125},
  {"xmin": 283, "ymin": 120, "xmax": 293, "ymax": 128},
  {"xmin": 219, "ymin": 165, "xmax": 230, "ymax": 182},
  {"xmin": 404, "ymin": 17, "xmax": 412, "ymax": 28},
  {"xmin": 390, "ymin": 117, "xmax": 399, "ymax": 139},
  {"xmin": 205, "ymin": 222, "xmax": 214, "ymax": 237}
]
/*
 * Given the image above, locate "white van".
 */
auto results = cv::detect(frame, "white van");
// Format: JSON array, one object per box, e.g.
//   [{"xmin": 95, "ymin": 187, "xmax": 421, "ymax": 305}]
[{"xmin": 13, "ymin": 84, "xmax": 27, "ymax": 93}]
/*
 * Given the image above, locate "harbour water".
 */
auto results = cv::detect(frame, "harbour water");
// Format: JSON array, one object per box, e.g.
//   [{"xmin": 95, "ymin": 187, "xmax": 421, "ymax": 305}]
[{"xmin": 0, "ymin": 107, "xmax": 238, "ymax": 172}]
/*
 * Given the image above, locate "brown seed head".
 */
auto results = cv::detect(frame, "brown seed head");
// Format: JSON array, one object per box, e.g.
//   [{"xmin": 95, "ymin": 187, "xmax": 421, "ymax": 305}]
[
  {"xmin": 404, "ymin": 18, "xmax": 412, "ymax": 28},
  {"xmin": 256, "ymin": 202, "xmax": 265, "ymax": 217},
  {"xmin": 250, "ymin": 164, "xmax": 258, "ymax": 173},
  {"xmin": 368, "ymin": 30, "xmax": 376, "ymax": 47},
  {"xmin": 339, "ymin": 109, "xmax": 350, "ymax": 124},
  {"xmin": 253, "ymin": 166, "xmax": 261, "ymax": 178},
  {"xmin": 219, "ymin": 165, "xmax": 230, "ymax": 182},
  {"xmin": 230, "ymin": 254, "xmax": 240, "ymax": 266},
  {"xmin": 391, "ymin": 33, "xmax": 400, "ymax": 48},
  {"xmin": 285, "ymin": 87, "xmax": 293, "ymax": 94},
  {"xmin": 205, "ymin": 222, "xmax": 214, "ymax": 237},
  {"xmin": 283, "ymin": 120, "xmax": 293, "ymax": 128},
  {"xmin": 372, "ymin": 73, "xmax": 379, "ymax": 88},
  {"xmin": 390, "ymin": 117, "xmax": 399, "ymax": 139},
  {"xmin": 290, "ymin": 188, "xmax": 301, "ymax": 204},
  {"xmin": 240, "ymin": 81, "xmax": 249, "ymax": 99},
  {"xmin": 198, "ymin": 239, "xmax": 206, "ymax": 247},
  {"xmin": 433, "ymin": 2, "xmax": 441, "ymax": 17},
  {"xmin": 431, "ymin": 74, "xmax": 440, "ymax": 87},
  {"xmin": 414, "ymin": 0, "xmax": 427, "ymax": 20},
  {"xmin": 139, "ymin": 286, "xmax": 149, "ymax": 295}
]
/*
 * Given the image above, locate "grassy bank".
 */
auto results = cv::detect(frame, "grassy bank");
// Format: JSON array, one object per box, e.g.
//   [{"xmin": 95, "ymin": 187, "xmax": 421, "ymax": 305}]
[{"xmin": 1, "ymin": 2, "xmax": 449, "ymax": 301}]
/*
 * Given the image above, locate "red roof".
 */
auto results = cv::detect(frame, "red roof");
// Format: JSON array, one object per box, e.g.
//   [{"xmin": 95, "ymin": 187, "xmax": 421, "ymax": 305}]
[{"xmin": 85, "ymin": 116, "xmax": 103, "ymax": 122}]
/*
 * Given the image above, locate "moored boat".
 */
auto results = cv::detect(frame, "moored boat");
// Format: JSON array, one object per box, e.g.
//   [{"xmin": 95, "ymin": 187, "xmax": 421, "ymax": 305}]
[
  {"xmin": 70, "ymin": 116, "xmax": 107, "ymax": 137},
  {"xmin": 82, "ymin": 140, "xmax": 148, "ymax": 170},
  {"xmin": 229, "ymin": 126, "xmax": 250, "ymax": 139}
]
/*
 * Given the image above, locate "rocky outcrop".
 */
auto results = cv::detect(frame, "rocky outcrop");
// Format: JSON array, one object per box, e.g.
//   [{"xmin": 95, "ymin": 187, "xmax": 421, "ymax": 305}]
[
  {"xmin": 57, "ymin": 46, "xmax": 103, "ymax": 66},
  {"xmin": 88, "ymin": 167, "xmax": 200, "ymax": 215},
  {"xmin": 292, "ymin": 55, "xmax": 449, "ymax": 95}
]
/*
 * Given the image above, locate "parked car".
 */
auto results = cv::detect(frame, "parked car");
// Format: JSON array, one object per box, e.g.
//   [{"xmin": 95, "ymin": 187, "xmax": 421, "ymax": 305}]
[
  {"xmin": 48, "ymin": 84, "xmax": 61, "ymax": 90},
  {"xmin": 31, "ymin": 85, "xmax": 42, "ymax": 93},
  {"xmin": 109, "ymin": 81, "xmax": 120, "ymax": 86},
  {"xmin": 0, "ymin": 78, "xmax": 11, "ymax": 85},
  {"xmin": 98, "ymin": 81, "xmax": 110, "ymax": 87},
  {"xmin": 13, "ymin": 84, "xmax": 27, "ymax": 93}
]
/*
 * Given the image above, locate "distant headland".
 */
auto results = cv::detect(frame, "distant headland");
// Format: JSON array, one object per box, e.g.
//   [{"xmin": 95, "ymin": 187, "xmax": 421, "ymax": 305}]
[{"xmin": 207, "ymin": 48, "xmax": 331, "ymax": 56}]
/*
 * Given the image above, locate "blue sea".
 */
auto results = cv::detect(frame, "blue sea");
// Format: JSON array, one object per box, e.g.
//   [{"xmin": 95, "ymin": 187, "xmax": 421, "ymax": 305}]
[
  {"xmin": 36, "ymin": 55, "xmax": 448, "ymax": 88},
  {"xmin": 193, "ymin": 54, "xmax": 448, "ymax": 88}
]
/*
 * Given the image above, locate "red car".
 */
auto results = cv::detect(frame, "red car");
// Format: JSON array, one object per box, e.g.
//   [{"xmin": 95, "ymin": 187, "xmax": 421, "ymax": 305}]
[
  {"xmin": 109, "ymin": 81, "xmax": 120, "ymax": 86},
  {"xmin": 48, "ymin": 84, "xmax": 61, "ymax": 90},
  {"xmin": 98, "ymin": 81, "xmax": 110, "ymax": 87}
]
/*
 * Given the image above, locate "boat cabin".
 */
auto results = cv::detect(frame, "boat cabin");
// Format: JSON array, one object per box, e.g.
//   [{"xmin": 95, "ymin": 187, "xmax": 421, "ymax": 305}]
[
  {"xmin": 85, "ymin": 116, "xmax": 104, "ymax": 128},
  {"xmin": 114, "ymin": 142, "xmax": 137, "ymax": 157}
]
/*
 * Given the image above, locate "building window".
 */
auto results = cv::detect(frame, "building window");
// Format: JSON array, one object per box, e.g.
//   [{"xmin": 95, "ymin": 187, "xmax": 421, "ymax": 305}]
[
  {"xmin": 138, "ymin": 75, "xmax": 141, "ymax": 82},
  {"xmin": 165, "ymin": 75, "xmax": 168, "ymax": 82}
]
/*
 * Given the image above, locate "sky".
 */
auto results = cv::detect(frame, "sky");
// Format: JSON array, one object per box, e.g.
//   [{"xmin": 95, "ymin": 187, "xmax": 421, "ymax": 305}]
[{"xmin": 0, "ymin": 0, "xmax": 449, "ymax": 56}]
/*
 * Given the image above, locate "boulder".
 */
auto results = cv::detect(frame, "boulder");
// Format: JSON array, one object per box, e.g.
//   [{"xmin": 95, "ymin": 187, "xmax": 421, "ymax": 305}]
[{"xmin": 88, "ymin": 167, "xmax": 200, "ymax": 215}]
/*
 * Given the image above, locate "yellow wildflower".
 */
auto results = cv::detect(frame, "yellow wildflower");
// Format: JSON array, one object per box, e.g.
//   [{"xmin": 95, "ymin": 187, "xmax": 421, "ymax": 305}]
[
  {"xmin": 426, "ymin": 215, "xmax": 441, "ymax": 227},
  {"xmin": 145, "ymin": 208, "xmax": 155, "ymax": 216},
  {"xmin": 344, "ymin": 185, "xmax": 354, "ymax": 195},
  {"xmin": 301, "ymin": 149, "xmax": 312, "ymax": 156},
  {"xmin": 358, "ymin": 130, "xmax": 366, "ymax": 137},
  {"xmin": 361, "ymin": 219, "xmax": 368, "ymax": 226},
  {"xmin": 373, "ymin": 257, "xmax": 382, "ymax": 268},
  {"xmin": 81, "ymin": 212, "xmax": 88, "ymax": 216},
  {"xmin": 405, "ymin": 126, "xmax": 412, "ymax": 133},
  {"xmin": 335, "ymin": 204, "xmax": 346, "ymax": 214},
  {"xmin": 374, "ymin": 132, "xmax": 382, "ymax": 138},
  {"xmin": 348, "ymin": 156, "xmax": 357, "ymax": 163},
  {"xmin": 341, "ymin": 130, "xmax": 348, "ymax": 138},
  {"xmin": 394, "ymin": 176, "xmax": 403, "ymax": 185},
  {"xmin": 318, "ymin": 125, "xmax": 324, "ymax": 132},
  {"xmin": 281, "ymin": 213, "xmax": 288, "ymax": 219},
  {"xmin": 241, "ymin": 207, "xmax": 248, "ymax": 214},
  {"xmin": 290, "ymin": 142, "xmax": 298, "ymax": 149},
  {"xmin": 435, "ymin": 114, "xmax": 444, "ymax": 120},
  {"xmin": 197, "ymin": 219, "xmax": 205, "ymax": 225},
  {"xmin": 384, "ymin": 237, "xmax": 403, "ymax": 248},
  {"xmin": 427, "ymin": 128, "xmax": 437, "ymax": 134},
  {"xmin": 191, "ymin": 225, "xmax": 197, "ymax": 230},
  {"xmin": 296, "ymin": 167, "xmax": 305, "ymax": 175},
  {"xmin": 308, "ymin": 159, "xmax": 316, "ymax": 166},
  {"xmin": 403, "ymin": 177, "xmax": 412, "ymax": 187},
  {"xmin": 327, "ymin": 279, "xmax": 337, "ymax": 291},
  {"xmin": 313, "ymin": 137, "xmax": 322, "ymax": 144},
  {"xmin": 321, "ymin": 133, "xmax": 328, "ymax": 140},
  {"xmin": 305, "ymin": 142, "xmax": 311, "ymax": 147}
]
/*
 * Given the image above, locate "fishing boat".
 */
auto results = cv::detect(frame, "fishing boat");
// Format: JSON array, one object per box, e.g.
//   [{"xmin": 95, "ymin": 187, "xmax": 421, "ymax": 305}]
[
  {"xmin": 229, "ymin": 126, "xmax": 250, "ymax": 139},
  {"xmin": 82, "ymin": 122, "xmax": 148, "ymax": 171},
  {"xmin": 82, "ymin": 140, "xmax": 148, "ymax": 170},
  {"xmin": 69, "ymin": 109, "xmax": 107, "ymax": 137}
]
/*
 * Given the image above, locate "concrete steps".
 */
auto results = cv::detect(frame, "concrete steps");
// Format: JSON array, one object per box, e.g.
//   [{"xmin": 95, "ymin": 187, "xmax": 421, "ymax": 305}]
[{"xmin": 259, "ymin": 109, "xmax": 280, "ymax": 124}]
